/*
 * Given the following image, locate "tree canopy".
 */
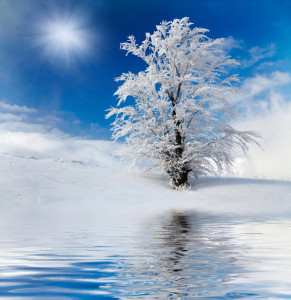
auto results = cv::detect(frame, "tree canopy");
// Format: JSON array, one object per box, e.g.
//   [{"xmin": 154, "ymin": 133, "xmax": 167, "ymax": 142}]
[{"xmin": 107, "ymin": 17, "xmax": 259, "ymax": 189}]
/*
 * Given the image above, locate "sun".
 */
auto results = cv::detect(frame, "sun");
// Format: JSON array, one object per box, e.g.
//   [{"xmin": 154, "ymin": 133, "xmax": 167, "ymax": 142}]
[
  {"xmin": 36, "ymin": 9, "xmax": 92, "ymax": 66},
  {"xmin": 45, "ymin": 20, "xmax": 87, "ymax": 53},
  {"xmin": 49, "ymin": 23, "xmax": 81, "ymax": 47}
]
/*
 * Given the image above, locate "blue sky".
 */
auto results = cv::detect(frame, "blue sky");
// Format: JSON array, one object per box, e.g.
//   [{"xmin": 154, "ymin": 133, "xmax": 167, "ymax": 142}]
[{"xmin": 0, "ymin": 0, "xmax": 291, "ymax": 142}]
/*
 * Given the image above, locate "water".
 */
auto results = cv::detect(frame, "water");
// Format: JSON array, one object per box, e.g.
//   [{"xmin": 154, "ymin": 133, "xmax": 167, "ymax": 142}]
[{"xmin": 1, "ymin": 211, "xmax": 291, "ymax": 299}]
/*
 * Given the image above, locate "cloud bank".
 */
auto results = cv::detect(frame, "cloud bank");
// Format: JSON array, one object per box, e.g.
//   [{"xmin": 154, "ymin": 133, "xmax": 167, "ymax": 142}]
[
  {"xmin": 233, "ymin": 72, "xmax": 291, "ymax": 180},
  {"xmin": 0, "ymin": 100, "xmax": 119, "ymax": 168}
]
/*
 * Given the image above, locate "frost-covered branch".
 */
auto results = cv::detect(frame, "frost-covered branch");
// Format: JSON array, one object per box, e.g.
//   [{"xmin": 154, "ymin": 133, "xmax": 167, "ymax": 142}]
[{"xmin": 106, "ymin": 17, "xmax": 260, "ymax": 189}]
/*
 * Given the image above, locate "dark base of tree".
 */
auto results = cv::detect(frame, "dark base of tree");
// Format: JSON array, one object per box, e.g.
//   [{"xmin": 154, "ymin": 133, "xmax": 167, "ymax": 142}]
[{"xmin": 170, "ymin": 170, "xmax": 190, "ymax": 189}]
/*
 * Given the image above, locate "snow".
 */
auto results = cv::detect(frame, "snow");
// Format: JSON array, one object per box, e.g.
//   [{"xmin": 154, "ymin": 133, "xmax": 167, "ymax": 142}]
[{"xmin": 0, "ymin": 142, "xmax": 290, "ymax": 231}]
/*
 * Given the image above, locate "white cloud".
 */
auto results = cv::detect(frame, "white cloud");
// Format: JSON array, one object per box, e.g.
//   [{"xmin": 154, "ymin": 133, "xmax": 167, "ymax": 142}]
[
  {"xmin": 221, "ymin": 36, "xmax": 244, "ymax": 52},
  {"xmin": 0, "ymin": 100, "xmax": 117, "ymax": 167},
  {"xmin": 254, "ymin": 60, "xmax": 279, "ymax": 71},
  {"xmin": 0, "ymin": 127, "xmax": 118, "ymax": 168},
  {"xmin": 231, "ymin": 72, "xmax": 291, "ymax": 112},
  {"xmin": 218, "ymin": 38, "xmax": 277, "ymax": 70},
  {"xmin": 232, "ymin": 72, "xmax": 291, "ymax": 180},
  {"xmin": 242, "ymin": 71, "xmax": 291, "ymax": 96},
  {"xmin": 0, "ymin": 113, "xmax": 24, "ymax": 122},
  {"xmin": 0, "ymin": 101, "xmax": 37, "ymax": 113},
  {"xmin": 241, "ymin": 43, "xmax": 276, "ymax": 68}
]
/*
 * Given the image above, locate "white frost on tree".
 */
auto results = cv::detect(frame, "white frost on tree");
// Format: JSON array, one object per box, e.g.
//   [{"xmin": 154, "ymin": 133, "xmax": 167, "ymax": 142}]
[{"xmin": 106, "ymin": 17, "xmax": 260, "ymax": 189}]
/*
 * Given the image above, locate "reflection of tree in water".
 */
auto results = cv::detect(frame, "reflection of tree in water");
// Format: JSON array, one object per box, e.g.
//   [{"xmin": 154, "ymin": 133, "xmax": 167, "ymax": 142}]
[
  {"xmin": 123, "ymin": 211, "xmax": 249, "ymax": 299},
  {"xmin": 160, "ymin": 212, "xmax": 191, "ymax": 274}
]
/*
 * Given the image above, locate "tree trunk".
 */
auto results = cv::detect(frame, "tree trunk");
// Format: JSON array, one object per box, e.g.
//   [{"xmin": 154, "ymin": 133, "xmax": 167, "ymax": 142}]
[
  {"xmin": 167, "ymin": 86, "xmax": 190, "ymax": 189},
  {"xmin": 170, "ymin": 135, "xmax": 190, "ymax": 188},
  {"xmin": 171, "ymin": 169, "xmax": 189, "ymax": 188}
]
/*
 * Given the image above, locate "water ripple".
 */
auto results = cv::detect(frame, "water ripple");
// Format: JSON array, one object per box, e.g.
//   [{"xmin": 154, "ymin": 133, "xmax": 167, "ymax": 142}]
[{"xmin": 0, "ymin": 211, "xmax": 291, "ymax": 299}]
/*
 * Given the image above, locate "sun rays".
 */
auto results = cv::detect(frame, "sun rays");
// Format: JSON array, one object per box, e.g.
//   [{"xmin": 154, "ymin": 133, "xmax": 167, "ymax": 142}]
[{"xmin": 35, "ymin": 7, "xmax": 93, "ymax": 67}]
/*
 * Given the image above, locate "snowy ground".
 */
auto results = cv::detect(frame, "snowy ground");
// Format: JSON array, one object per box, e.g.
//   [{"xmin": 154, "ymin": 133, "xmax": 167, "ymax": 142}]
[{"xmin": 1, "ymin": 141, "xmax": 290, "ymax": 229}]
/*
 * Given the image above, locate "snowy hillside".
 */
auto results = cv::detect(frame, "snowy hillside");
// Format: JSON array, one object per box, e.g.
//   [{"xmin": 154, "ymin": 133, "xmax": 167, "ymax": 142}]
[{"xmin": 1, "ymin": 144, "xmax": 291, "ymax": 227}]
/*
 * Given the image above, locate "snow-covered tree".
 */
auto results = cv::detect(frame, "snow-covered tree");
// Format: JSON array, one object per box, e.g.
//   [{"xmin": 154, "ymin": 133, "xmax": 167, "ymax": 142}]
[{"xmin": 106, "ymin": 17, "xmax": 259, "ymax": 189}]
